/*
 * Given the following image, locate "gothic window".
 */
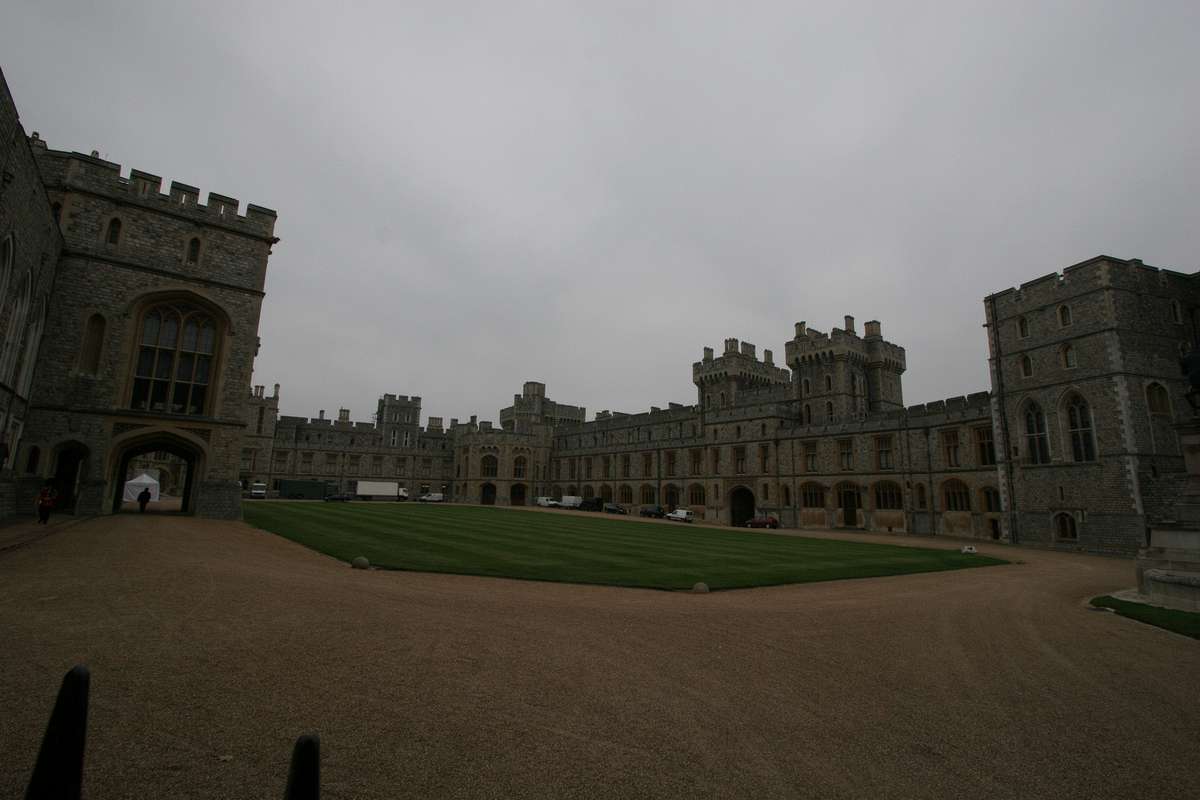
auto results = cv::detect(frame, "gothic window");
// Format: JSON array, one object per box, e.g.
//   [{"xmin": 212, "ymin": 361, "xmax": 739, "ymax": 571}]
[
  {"xmin": 1058, "ymin": 305, "xmax": 1072, "ymax": 327},
  {"xmin": 14, "ymin": 296, "xmax": 46, "ymax": 396},
  {"xmin": 0, "ymin": 273, "xmax": 32, "ymax": 383},
  {"xmin": 734, "ymin": 446, "xmax": 746, "ymax": 473},
  {"xmin": 1061, "ymin": 344, "xmax": 1076, "ymax": 368},
  {"xmin": 804, "ymin": 442, "xmax": 817, "ymax": 472},
  {"xmin": 982, "ymin": 487, "xmax": 1001, "ymax": 512},
  {"xmin": 838, "ymin": 439, "xmax": 853, "ymax": 470},
  {"xmin": 1054, "ymin": 512, "xmax": 1077, "ymax": 540},
  {"xmin": 1024, "ymin": 402, "xmax": 1050, "ymax": 464},
  {"xmin": 689, "ymin": 483, "xmax": 705, "ymax": 505},
  {"xmin": 875, "ymin": 436, "xmax": 893, "ymax": 470},
  {"xmin": 619, "ymin": 485, "xmax": 633, "ymax": 504},
  {"xmin": 943, "ymin": 479, "xmax": 971, "ymax": 511},
  {"xmin": 513, "ymin": 456, "xmax": 527, "ymax": 479},
  {"xmin": 1018, "ymin": 316, "xmax": 1029, "ymax": 338},
  {"xmin": 801, "ymin": 482, "xmax": 825, "ymax": 508},
  {"xmin": 942, "ymin": 430, "xmax": 961, "ymax": 467},
  {"xmin": 824, "ymin": 375, "xmax": 832, "ymax": 391},
  {"xmin": 80, "ymin": 313, "xmax": 106, "ymax": 375},
  {"xmin": 1020, "ymin": 355, "xmax": 1033, "ymax": 378},
  {"xmin": 916, "ymin": 483, "xmax": 927, "ymax": 509},
  {"xmin": 803, "ymin": 404, "xmax": 812, "ymax": 424},
  {"xmin": 131, "ymin": 302, "xmax": 218, "ymax": 415},
  {"xmin": 825, "ymin": 401, "xmax": 834, "ymax": 420},
  {"xmin": 1066, "ymin": 395, "xmax": 1096, "ymax": 462},
  {"xmin": 783, "ymin": 485, "xmax": 791, "ymax": 506},
  {"xmin": 1146, "ymin": 383, "xmax": 1170, "ymax": 415},
  {"xmin": 186, "ymin": 237, "xmax": 201, "ymax": 265},
  {"xmin": 802, "ymin": 378, "xmax": 811, "ymax": 396},
  {"xmin": 874, "ymin": 481, "xmax": 902, "ymax": 510},
  {"xmin": 641, "ymin": 485, "xmax": 655, "ymax": 504},
  {"xmin": 106, "ymin": 218, "xmax": 122, "ymax": 245},
  {"xmin": 480, "ymin": 455, "xmax": 498, "ymax": 477},
  {"xmin": 975, "ymin": 426, "xmax": 996, "ymax": 466}
]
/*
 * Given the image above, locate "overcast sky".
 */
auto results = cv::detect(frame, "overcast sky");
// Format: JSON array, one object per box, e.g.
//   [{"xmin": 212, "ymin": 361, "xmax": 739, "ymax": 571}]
[{"xmin": 4, "ymin": 1, "xmax": 1198, "ymax": 426}]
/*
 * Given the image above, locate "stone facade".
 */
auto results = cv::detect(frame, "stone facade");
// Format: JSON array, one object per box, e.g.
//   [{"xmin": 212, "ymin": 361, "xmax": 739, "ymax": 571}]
[
  {"xmin": 251, "ymin": 259, "xmax": 1194, "ymax": 557},
  {"xmin": 0, "ymin": 66, "xmax": 277, "ymax": 520}
]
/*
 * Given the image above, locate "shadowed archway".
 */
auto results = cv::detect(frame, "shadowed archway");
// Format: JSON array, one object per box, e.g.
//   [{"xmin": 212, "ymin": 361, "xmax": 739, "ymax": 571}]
[
  {"xmin": 510, "ymin": 483, "xmax": 527, "ymax": 506},
  {"xmin": 730, "ymin": 486, "xmax": 755, "ymax": 526},
  {"xmin": 111, "ymin": 434, "xmax": 202, "ymax": 514},
  {"xmin": 481, "ymin": 483, "xmax": 497, "ymax": 505}
]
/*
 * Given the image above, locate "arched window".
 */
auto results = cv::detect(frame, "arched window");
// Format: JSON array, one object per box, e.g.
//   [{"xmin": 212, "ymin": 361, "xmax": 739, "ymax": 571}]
[
  {"xmin": 1024, "ymin": 402, "xmax": 1050, "ymax": 464},
  {"xmin": 802, "ymin": 378, "xmax": 810, "ymax": 396},
  {"xmin": 825, "ymin": 401, "xmax": 834, "ymax": 419},
  {"xmin": 943, "ymin": 479, "xmax": 970, "ymax": 511},
  {"xmin": 619, "ymin": 485, "xmax": 633, "ymax": 504},
  {"xmin": 689, "ymin": 484, "xmax": 705, "ymax": 504},
  {"xmin": 1060, "ymin": 344, "xmax": 1076, "ymax": 368},
  {"xmin": 0, "ymin": 234, "xmax": 13, "ymax": 302},
  {"xmin": 640, "ymin": 485, "xmax": 655, "ymax": 504},
  {"xmin": 1017, "ymin": 316, "xmax": 1029, "ymax": 338},
  {"xmin": 79, "ymin": 313, "xmax": 106, "ymax": 374},
  {"xmin": 824, "ymin": 375, "xmax": 832, "ymax": 391},
  {"xmin": 130, "ymin": 302, "xmax": 218, "ymax": 415},
  {"xmin": 1020, "ymin": 355, "xmax": 1033, "ymax": 378},
  {"xmin": 1066, "ymin": 395, "xmax": 1095, "ymax": 462},
  {"xmin": 916, "ymin": 484, "xmax": 927, "ymax": 509},
  {"xmin": 106, "ymin": 218, "xmax": 122, "ymax": 245},
  {"xmin": 1147, "ymin": 383, "xmax": 1171, "ymax": 415},
  {"xmin": 1058, "ymin": 305, "xmax": 1072, "ymax": 327},
  {"xmin": 1054, "ymin": 512, "xmax": 1077, "ymax": 540},
  {"xmin": 801, "ymin": 482, "xmax": 825, "ymax": 508},
  {"xmin": 720, "ymin": 392, "xmax": 726, "ymax": 407},
  {"xmin": 803, "ymin": 405, "xmax": 812, "ymax": 424},
  {"xmin": 186, "ymin": 237, "xmax": 201, "ymax": 265},
  {"xmin": 0, "ymin": 273, "xmax": 32, "ymax": 383},
  {"xmin": 782, "ymin": 485, "xmax": 791, "ymax": 507},
  {"xmin": 512, "ymin": 456, "xmax": 526, "ymax": 478},
  {"xmin": 14, "ymin": 296, "xmax": 46, "ymax": 396},
  {"xmin": 981, "ymin": 487, "xmax": 1001, "ymax": 512},
  {"xmin": 480, "ymin": 455, "xmax": 498, "ymax": 478},
  {"xmin": 874, "ymin": 481, "xmax": 903, "ymax": 510},
  {"xmin": 25, "ymin": 445, "xmax": 39, "ymax": 474}
]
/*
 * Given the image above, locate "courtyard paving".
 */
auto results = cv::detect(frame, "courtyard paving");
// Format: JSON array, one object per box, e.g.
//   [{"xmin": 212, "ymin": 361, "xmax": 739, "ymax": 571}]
[{"xmin": 0, "ymin": 514, "xmax": 1196, "ymax": 799}]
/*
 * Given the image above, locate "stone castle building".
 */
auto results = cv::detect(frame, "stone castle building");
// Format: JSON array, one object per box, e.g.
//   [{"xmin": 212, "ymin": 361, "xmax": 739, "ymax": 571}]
[
  {"xmin": 245, "ymin": 255, "xmax": 1195, "ymax": 557},
  {"xmin": 0, "ymin": 66, "xmax": 277, "ymax": 518}
]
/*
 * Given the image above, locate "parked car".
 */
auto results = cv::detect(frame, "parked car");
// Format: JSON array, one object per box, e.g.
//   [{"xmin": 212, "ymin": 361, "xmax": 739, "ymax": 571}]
[
  {"xmin": 323, "ymin": 493, "xmax": 353, "ymax": 502},
  {"xmin": 603, "ymin": 503, "xmax": 627, "ymax": 514},
  {"xmin": 745, "ymin": 515, "xmax": 780, "ymax": 529},
  {"xmin": 417, "ymin": 493, "xmax": 445, "ymax": 503},
  {"xmin": 640, "ymin": 505, "xmax": 666, "ymax": 518},
  {"xmin": 535, "ymin": 496, "xmax": 560, "ymax": 508},
  {"xmin": 665, "ymin": 509, "xmax": 695, "ymax": 523},
  {"xmin": 579, "ymin": 498, "xmax": 604, "ymax": 512}
]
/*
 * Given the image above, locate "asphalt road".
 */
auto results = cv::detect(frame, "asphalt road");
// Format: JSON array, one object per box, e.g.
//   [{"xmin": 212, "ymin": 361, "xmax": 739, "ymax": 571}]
[{"xmin": 1, "ymin": 513, "xmax": 1195, "ymax": 799}]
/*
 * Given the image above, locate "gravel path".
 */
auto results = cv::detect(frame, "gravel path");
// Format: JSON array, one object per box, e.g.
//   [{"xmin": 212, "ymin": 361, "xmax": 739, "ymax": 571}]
[{"xmin": 1, "ymin": 514, "xmax": 1196, "ymax": 799}]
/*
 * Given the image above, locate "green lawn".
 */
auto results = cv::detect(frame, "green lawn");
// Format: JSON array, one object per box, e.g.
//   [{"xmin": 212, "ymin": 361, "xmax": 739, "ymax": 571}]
[
  {"xmin": 1090, "ymin": 595, "xmax": 1200, "ymax": 639},
  {"xmin": 243, "ymin": 502, "xmax": 1007, "ymax": 591}
]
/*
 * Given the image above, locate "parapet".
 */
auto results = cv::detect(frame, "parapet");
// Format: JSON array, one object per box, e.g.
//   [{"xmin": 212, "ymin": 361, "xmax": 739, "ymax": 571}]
[{"xmin": 30, "ymin": 137, "xmax": 277, "ymax": 239}]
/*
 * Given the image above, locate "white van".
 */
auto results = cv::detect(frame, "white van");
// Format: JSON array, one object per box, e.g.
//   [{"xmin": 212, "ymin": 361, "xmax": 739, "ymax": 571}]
[
  {"xmin": 249, "ymin": 482, "xmax": 267, "ymax": 499},
  {"xmin": 535, "ymin": 496, "xmax": 560, "ymax": 507},
  {"xmin": 559, "ymin": 496, "xmax": 583, "ymax": 509},
  {"xmin": 418, "ymin": 492, "xmax": 445, "ymax": 503},
  {"xmin": 665, "ymin": 508, "xmax": 695, "ymax": 523}
]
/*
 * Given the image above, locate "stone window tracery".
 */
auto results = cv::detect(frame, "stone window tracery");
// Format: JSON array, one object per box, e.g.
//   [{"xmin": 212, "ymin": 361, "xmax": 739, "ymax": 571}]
[{"xmin": 130, "ymin": 302, "xmax": 217, "ymax": 415}]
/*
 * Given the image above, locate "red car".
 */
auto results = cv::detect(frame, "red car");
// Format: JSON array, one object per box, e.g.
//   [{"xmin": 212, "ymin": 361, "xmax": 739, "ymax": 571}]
[{"xmin": 745, "ymin": 515, "xmax": 779, "ymax": 529}]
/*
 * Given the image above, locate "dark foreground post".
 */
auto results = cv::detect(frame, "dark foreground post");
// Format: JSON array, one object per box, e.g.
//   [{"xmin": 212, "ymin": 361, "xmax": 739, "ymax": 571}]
[
  {"xmin": 25, "ymin": 665, "xmax": 90, "ymax": 800},
  {"xmin": 284, "ymin": 734, "xmax": 320, "ymax": 800}
]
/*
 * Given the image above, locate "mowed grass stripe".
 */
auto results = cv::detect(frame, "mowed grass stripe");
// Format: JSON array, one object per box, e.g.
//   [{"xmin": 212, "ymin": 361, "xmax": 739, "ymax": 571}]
[{"xmin": 243, "ymin": 502, "xmax": 1006, "ymax": 590}]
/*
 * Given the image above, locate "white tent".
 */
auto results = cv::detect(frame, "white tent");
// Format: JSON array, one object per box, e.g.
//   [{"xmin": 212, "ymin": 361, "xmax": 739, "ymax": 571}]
[{"xmin": 122, "ymin": 472, "xmax": 160, "ymax": 503}]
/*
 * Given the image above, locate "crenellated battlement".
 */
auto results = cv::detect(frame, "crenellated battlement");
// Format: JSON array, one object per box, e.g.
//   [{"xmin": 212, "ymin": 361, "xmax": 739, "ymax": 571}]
[
  {"xmin": 693, "ymin": 337, "xmax": 791, "ymax": 386},
  {"xmin": 28, "ymin": 136, "xmax": 277, "ymax": 238},
  {"xmin": 985, "ymin": 254, "xmax": 1194, "ymax": 319},
  {"xmin": 785, "ymin": 316, "xmax": 905, "ymax": 372}
]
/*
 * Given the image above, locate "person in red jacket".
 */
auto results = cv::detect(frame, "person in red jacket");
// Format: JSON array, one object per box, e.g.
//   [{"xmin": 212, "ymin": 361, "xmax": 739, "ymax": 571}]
[{"xmin": 35, "ymin": 485, "xmax": 57, "ymax": 525}]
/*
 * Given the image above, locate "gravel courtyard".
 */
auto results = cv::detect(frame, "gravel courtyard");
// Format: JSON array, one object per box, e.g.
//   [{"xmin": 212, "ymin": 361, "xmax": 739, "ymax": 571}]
[{"xmin": 1, "ymin": 514, "xmax": 1196, "ymax": 799}]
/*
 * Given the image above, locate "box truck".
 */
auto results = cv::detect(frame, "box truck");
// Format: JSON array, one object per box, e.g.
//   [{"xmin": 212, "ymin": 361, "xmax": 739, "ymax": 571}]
[{"xmin": 355, "ymin": 481, "xmax": 407, "ymax": 501}]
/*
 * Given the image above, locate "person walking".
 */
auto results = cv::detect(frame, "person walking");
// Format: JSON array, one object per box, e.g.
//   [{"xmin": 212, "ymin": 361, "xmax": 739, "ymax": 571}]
[
  {"xmin": 35, "ymin": 485, "xmax": 56, "ymax": 524},
  {"xmin": 137, "ymin": 486, "xmax": 152, "ymax": 513}
]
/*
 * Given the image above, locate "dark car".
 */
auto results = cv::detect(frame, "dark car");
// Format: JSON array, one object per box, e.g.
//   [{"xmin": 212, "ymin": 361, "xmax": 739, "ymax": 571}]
[
  {"xmin": 579, "ymin": 497, "xmax": 604, "ymax": 512},
  {"xmin": 745, "ymin": 515, "xmax": 779, "ymax": 529},
  {"xmin": 323, "ymin": 493, "xmax": 354, "ymax": 502},
  {"xmin": 639, "ymin": 505, "xmax": 666, "ymax": 518},
  {"xmin": 603, "ymin": 503, "xmax": 627, "ymax": 515}
]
